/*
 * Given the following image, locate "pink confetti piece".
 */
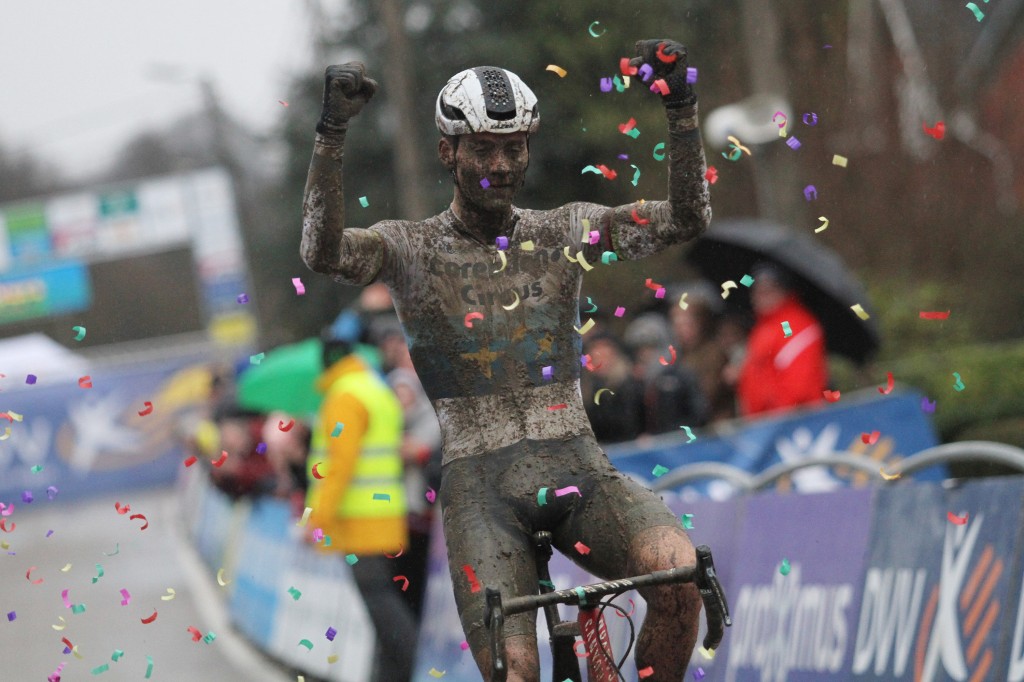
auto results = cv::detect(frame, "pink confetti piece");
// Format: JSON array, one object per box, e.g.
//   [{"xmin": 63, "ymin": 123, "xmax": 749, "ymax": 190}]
[
  {"xmin": 614, "ymin": 306, "xmax": 626, "ymax": 317},
  {"xmin": 119, "ymin": 589, "xmax": 131, "ymax": 606},
  {"xmin": 555, "ymin": 486, "xmax": 581, "ymax": 497},
  {"xmin": 61, "ymin": 589, "xmax": 72, "ymax": 608},
  {"xmin": 291, "ymin": 277, "xmax": 306, "ymax": 295}
]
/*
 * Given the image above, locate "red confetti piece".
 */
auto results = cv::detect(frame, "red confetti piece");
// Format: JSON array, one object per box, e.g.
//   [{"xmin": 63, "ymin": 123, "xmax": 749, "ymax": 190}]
[
  {"xmin": 639, "ymin": 666, "xmax": 655, "ymax": 679},
  {"xmin": 187, "ymin": 625, "xmax": 203, "ymax": 642},
  {"xmin": 26, "ymin": 567, "xmax": 43, "ymax": 584},
  {"xmin": 658, "ymin": 345, "xmax": 677, "ymax": 366},
  {"xmin": 644, "ymin": 278, "xmax": 664, "ymax": 291},
  {"xmin": 878, "ymin": 372, "xmax": 894, "ymax": 395},
  {"xmin": 651, "ymin": 78, "xmax": 670, "ymax": 96},
  {"xmin": 656, "ymin": 42, "xmax": 678, "ymax": 63},
  {"xmin": 461, "ymin": 565, "xmax": 482, "ymax": 593},
  {"xmin": 183, "ymin": 455, "xmax": 198, "ymax": 467},
  {"xmin": 704, "ymin": 167, "xmax": 718, "ymax": 184},
  {"xmin": 138, "ymin": 401, "xmax": 154, "ymax": 416},
  {"xmin": 922, "ymin": 121, "xmax": 945, "ymax": 140},
  {"xmin": 393, "ymin": 575, "xmax": 410, "ymax": 591},
  {"xmin": 614, "ymin": 597, "xmax": 636, "ymax": 618},
  {"xmin": 211, "ymin": 451, "xmax": 228, "ymax": 468},
  {"xmin": 823, "ymin": 390, "xmax": 841, "ymax": 402},
  {"xmin": 631, "ymin": 208, "xmax": 650, "ymax": 225},
  {"xmin": 62, "ymin": 636, "xmax": 74, "ymax": 651},
  {"xmin": 278, "ymin": 419, "xmax": 295, "ymax": 432},
  {"xmin": 547, "ymin": 403, "xmax": 568, "ymax": 411},
  {"xmin": 574, "ymin": 640, "xmax": 590, "ymax": 657},
  {"xmin": 919, "ymin": 310, "xmax": 951, "ymax": 320},
  {"xmin": 947, "ymin": 511, "xmax": 968, "ymax": 525},
  {"xmin": 861, "ymin": 431, "xmax": 881, "ymax": 445},
  {"xmin": 311, "ymin": 462, "xmax": 326, "ymax": 479},
  {"xmin": 78, "ymin": 376, "xmax": 92, "ymax": 389},
  {"xmin": 617, "ymin": 117, "xmax": 637, "ymax": 134},
  {"xmin": 114, "ymin": 501, "xmax": 131, "ymax": 515},
  {"xmin": 129, "ymin": 513, "xmax": 149, "ymax": 530},
  {"xmin": 141, "ymin": 610, "xmax": 158, "ymax": 624},
  {"xmin": 574, "ymin": 541, "xmax": 591, "ymax": 555},
  {"xmin": 597, "ymin": 164, "xmax": 617, "ymax": 180},
  {"xmin": 619, "ymin": 57, "xmax": 638, "ymax": 76},
  {"xmin": 278, "ymin": 100, "xmax": 289, "ymax": 107},
  {"xmin": 0, "ymin": 518, "xmax": 14, "ymax": 532},
  {"xmin": 464, "ymin": 312, "xmax": 484, "ymax": 328},
  {"xmin": 385, "ymin": 545, "xmax": 405, "ymax": 559}
]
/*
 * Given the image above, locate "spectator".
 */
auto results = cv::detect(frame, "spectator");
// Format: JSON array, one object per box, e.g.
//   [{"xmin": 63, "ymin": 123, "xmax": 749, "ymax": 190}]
[
  {"xmin": 669, "ymin": 284, "xmax": 737, "ymax": 422},
  {"xmin": 206, "ymin": 399, "xmax": 277, "ymax": 501},
  {"xmin": 736, "ymin": 263, "xmax": 828, "ymax": 416},
  {"xmin": 581, "ymin": 332, "xmax": 646, "ymax": 443},
  {"xmin": 305, "ymin": 322, "xmax": 415, "ymax": 682},
  {"xmin": 623, "ymin": 313, "xmax": 708, "ymax": 433},
  {"xmin": 261, "ymin": 410, "xmax": 312, "ymax": 517}
]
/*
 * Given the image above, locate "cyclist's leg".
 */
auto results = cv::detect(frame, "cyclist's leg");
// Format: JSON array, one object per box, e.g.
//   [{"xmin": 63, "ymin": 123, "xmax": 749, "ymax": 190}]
[
  {"xmin": 441, "ymin": 448, "xmax": 542, "ymax": 681},
  {"xmin": 553, "ymin": 441, "xmax": 701, "ymax": 681}
]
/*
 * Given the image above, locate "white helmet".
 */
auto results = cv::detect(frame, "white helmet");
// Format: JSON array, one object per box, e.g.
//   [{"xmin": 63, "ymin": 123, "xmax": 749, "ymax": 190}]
[{"xmin": 435, "ymin": 66, "xmax": 539, "ymax": 136}]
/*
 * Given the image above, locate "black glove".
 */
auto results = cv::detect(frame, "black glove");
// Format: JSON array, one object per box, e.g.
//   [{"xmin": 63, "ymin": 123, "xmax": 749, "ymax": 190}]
[
  {"xmin": 630, "ymin": 39, "xmax": 696, "ymax": 109},
  {"xmin": 316, "ymin": 62, "xmax": 378, "ymax": 135}
]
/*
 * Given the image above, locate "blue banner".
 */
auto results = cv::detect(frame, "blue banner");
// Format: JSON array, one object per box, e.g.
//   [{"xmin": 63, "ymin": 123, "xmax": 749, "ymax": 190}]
[{"xmin": 0, "ymin": 260, "xmax": 92, "ymax": 324}]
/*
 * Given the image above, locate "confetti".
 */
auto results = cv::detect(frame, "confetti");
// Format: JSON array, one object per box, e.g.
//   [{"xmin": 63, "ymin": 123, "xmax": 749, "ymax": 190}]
[
  {"xmin": 686, "ymin": 67, "xmax": 698, "ymax": 83},
  {"xmin": 781, "ymin": 321, "xmax": 793, "ymax": 338},
  {"xmin": 7, "ymin": 610, "xmax": 15, "ymax": 621},
  {"xmin": 297, "ymin": 507, "xmax": 312, "ymax": 526},
  {"xmin": 545, "ymin": 64, "xmax": 567, "ymax": 78},
  {"xmin": 587, "ymin": 20, "xmax": 606, "ymax": 37},
  {"xmin": 72, "ymin": 326, "xmax": 86, "ymax": 341},
  {"xmin": 723, "ymin": 135, "xmax": 752, "ymax": 161},
  {"xmin": 494, "ymin": 235, "xmax": 508, "ymax": 250},
  {"xmin": 78, "ymin": 376, "xmax": 93, "ymax": 389},
  {"xmin": 542, "ymin": 366, "xmax": 553, "ymax": 381},
  {"xmin": 677, "ymin": 292, "xmax": 689, "ymax": 309},
  {"xmin": 652, "ymin": 464, "xmax": 669, "ymax": 477},
  {"xmin": 861, "ymin": 431, "xmax": 881, "ymax": 445},
  {"xmin": 815, "ymin": 216, "xmax": 829, "ymax": 233},
  {"xmin": 91, "ymin": 564, "xmax": 104, "ymax": 584},
  {"xmin": 965, "ymin": 2, "xmax": 985, "ymax": 21},
  {"xmin": 704, "ymin": 166, "xmax": 718, "ymax": 184},
  {"xmin": 211, "ymin": 451, "xmax": 228, "ymax": 468},
  {"xmin": 919, "ymin": 310, "xmax": 951, "ymax": 320},
  {"xmin": 680, "ymin": 425, "xmax": 697, "ymax": 443},
  {"xmin": 52, "ymin": 616, "xmax": 67, "ymax": 630},
  {"xmin": 630, "ymin": 164, "xmax": 641, "ymax": 186},
  {"xmin": 464, "ymin": 312, "xmax": 484, "ymax": 328},
  {"xmin": 637, "ymin": 63, "xmax": 654, "ymax": 82},
  {"xmin": 325, "ymin": 626, "xmax": 337, "ymax": 641},
  {"xmin": 658, "ymin": 345, "xmax": 677, "ymax": 365},
  {"xmin": 138, "ymin": 401, "xmax": 154, "ymax": 416},
  {"xmin": 183, "ymin": 456, "xmax": 198, "ymax": 467},
  {"xmin": 921, "ymin": 397, "xmax": 936, "ymax": 413},
  {"xmin": 832, "ymin": 154, "xmax": 848, "ymax": 167},
  {"xmin": 639, "ymin": 666, "xmax": 655, "ymax": 678},
  {"xmin": 425, "ymin": 488, "xmax": 436, "ymax": 503},
  {"xmin": 141, "ymin": 611, "xmax": 158, "ymax": 624},
  {"xmin": 650, "ymin": 78, "xmax": 670, "ymax": 96},
  {"xmin": 91, "ymin": 663, "xmax": 110, "ymax": 674},
  {"xmin": 574, "ymin": 541, "xmax": 591, "ymax": 555},
  {"xmin": 372, "ymin": 493, "xmax": 391, "ymax": 502},
  {"xmin": 311, "ymin": 462, "xmax": 326, "ymax": 479},
  {"xmin": 494, "ymin": 250, "xmax": 508, "ymax": 273},
  {"xmin": 393, "ymin": 575, "xmax": 410, "ymax": 591},
  {"xmin": 694, "ymin": 667, "xmax": 706, "ymax": 680},
  {"xmin": 576, "ymin": 250, "xmax": 594, "ymax": 271},
  {"xmin": 330, "ymin": 422, "xmax": 344, "ymax": 437},
  {"xmin": 547, "ymin": 403, "xmax": 568, "ymax": 410},
  {"xmin": 652, "ymin": 142, "xmax": 666, "ymax": 161},
  {"xmin": 203, "ymin": 631, "xmax": 217, "ymax": 644},
  {"xmin": 429, "ymin": 669, "xmax": 447, "ymax": 678},
  {"xmin": 947, "ymin": 511, "xmax": 969, "ymax": 525},
  {"xmin": 278, "ymin": 419, "xmax": 295, "ymax": 432},
  {"xmin": 599, "ymin": 77, "xmax": 613, "ymax": 92},
  {"xmin": 850, "ymin": 303, "xmax": 870, "ymax": 320},
  {"xmin": 739, "ymin": 274, "xmax": 754, "ymax": 287},
  {"xmin": 594, "ymin": 388, "xmax": 614, "ymax": 405},
  {"xmin": 145, "ymin": 656, "xmax": 154, "ymax": 679},
  {"xmin": 111, "ymin": 649, "xmax": 124, "ymax": 662},
  {"xmin": 802, "ymin": 112, "xmax": 818, "ymax": 126},
  {"xmin": 555, "ymin": 485, "xmax": 581, "ymax": 498},
  {"xmin": 537, "ymin": 487, "xmax": 549, "ymax": 506},
  {"xmin": 803, "ymin": 185, "xmax": 818, "ymax": 201},
  {"xmin": 923, "ymin": 121, "xmax": 946, "ymax": 140},
  {"xmin": 786, "ymin": 137, "xmax": 802, "ymax": 150},
  {"xmin": 23, "ymin": 490, "xmax": 33, "ymax": 503},
  {"xmin": 358, "ymin": 196, "xmax": 369, "ymax": 208},
  {"xmin": 574, "ymin": 318, "xmax": 596, "ymax": 335},
  {"xmin": 288, "ymin": 587, "xmax": 302, "ymax": 601},
  {"xmin": 631, "ymin": 208, "xmax": 649, "ymax": 225},
  {"xmin": 119, "ymin": 589, "xmax": 131, "ymax": 606},
  {"xmin": 216, "ymin": 568, "xmax": 231, "ymax": 586},
  {"xmin": 345, "ymin": 554, "xmax": 358, "ymax": 565},
  {"xmin": 462, "ymin": 564, "xmax": 482, "ymax": 593},
  {"xmin": 161, "ymin": 588, "xmax": 176, "ymax": 601},
  {"xmin": 601, "ymin": 251, "xmax": 618, "ymax": 264},
  {"xmin": 880, "ymin": 467, "xmax": 902, "ymax": 481},
  {"xmin": 520, "ymin": 240, "xmax": 535, "ymax": 251},
  {"xmin": 720, "ymin": 281, "xmax": 738, "ymax": 298},
  {"xmin": 779, "ymin": 558, "xmax": 791, "ymax": 576},
  {"xmin": 278, "ymin": 100, "xmax": 289, "ymax": 107},
  {"xmin": 823, "ymin": 390, "xmax": 841, "ymax": 402},
  {"xmin": 292, "ymin": 277, "xmax": 306, "ymax": 295},
  {"xmin": 187, "ymin": 626, "xmax": 203, "ymax": 642},
  {"xmin": 952, "ymin": 372, "xmax": 966, "ymax": 391},
  {"xmin": 236, "ymin": 293, "xmax": 249, "ymax": 303},
  {"xmin": 772, "ymin": 111, "xmax": 788, "ymax": 133},
  {"xmin": 26, "ymin": 374, "xmax": 37, "ymax": 384},
  {"xmin": 681, "ymin": 513, "xmax": 695, "ymax": 530},
  {"xmin": 878, "ymin": 371, "xmax": 894, "ymax": 395},
  {"xmin": 250, "ymin": 353, "xmax": 265, "ymax": 365},
  {"xmin": 129, "ymin": 513, "xmax": 149, "ymax": 530}
]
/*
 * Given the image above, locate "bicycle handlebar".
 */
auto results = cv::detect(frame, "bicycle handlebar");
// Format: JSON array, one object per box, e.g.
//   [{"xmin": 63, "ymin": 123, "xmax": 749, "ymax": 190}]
[{"xmin": 485, "ymin": 544, "xmax": 731, "ymax": 681}]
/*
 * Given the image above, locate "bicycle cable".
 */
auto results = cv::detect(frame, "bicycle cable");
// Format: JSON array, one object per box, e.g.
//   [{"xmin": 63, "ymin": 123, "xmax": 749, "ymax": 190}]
[{"xmin": 594, "ymin": 596, "xmax": 636, "ymax": 681}]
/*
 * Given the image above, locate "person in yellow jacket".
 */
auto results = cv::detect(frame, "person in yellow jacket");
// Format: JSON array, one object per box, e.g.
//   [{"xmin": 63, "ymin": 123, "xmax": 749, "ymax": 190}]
[{"xmin": 306, "ymin": 320, "xmax": 415, "ymax": 682}]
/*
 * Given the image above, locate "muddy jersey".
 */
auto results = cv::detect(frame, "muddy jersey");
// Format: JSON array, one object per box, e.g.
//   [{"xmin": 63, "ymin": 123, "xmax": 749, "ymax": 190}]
[{"xmin": 303, "ymin": 108, "xmax": 710, "ymax": 463}]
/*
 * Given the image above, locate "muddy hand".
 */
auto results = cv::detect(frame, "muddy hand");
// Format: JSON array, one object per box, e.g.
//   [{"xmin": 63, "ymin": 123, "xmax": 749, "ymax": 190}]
[
  {"xmin": 317, "ymin": 62, "xmax": 379, "ymax": 134},
  {"xmin": 630, "ymin": 39, "xmax": 695, "ymax": 109}
]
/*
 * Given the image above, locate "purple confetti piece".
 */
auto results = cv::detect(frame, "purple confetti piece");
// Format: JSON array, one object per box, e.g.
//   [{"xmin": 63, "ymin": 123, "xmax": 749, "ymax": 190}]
[
  {"xmin": 637, "ymin": 63, "xmax": 654, "ymax": 82},
  {"xmin": 255, "ymin": 442, "xmax": 267, "ymax": 455},
  {"xmin": 542, "ymin": 366, "xmax": 553, "ymax": 381},
  {"xmin": 26, "ymin": 374, "xmax": 37, "ymax": 385},
  {"xmin": 694, "ymin": 667, "xmax": 706, "ymax": 680},
  {"xmin": 802, "ymin": 112, "xmax": 818, "ymax": 126},
  {"xmin": 786, "ymin": 137, "xmax": 801, "ymax": 150},
  {"xmin": 6, "ymin": 611, "xmax": 15, "ymax": 621},
  {"xmin": 325, "ymin": 626, "xmax": 337, "ymax": 641},
  {"xmin": 599, "ymin": 77, "xmax": 613, "ymax": 92},
  {"xmin": 22, "ymin": 491, "xmax": 33, "ymax": 504},
  {"xmin": 495, "ymin": 236, "xmax": 509, "ymax": 251},
  {"xmin": 803, "ymin": 185, "xmax": 818, "ymax": 201},
  {"xmin": 686, "ymin": 67, "xmax": 698, "ymax": 84},
  {"xmin": 921, "ymin": 397, "xmax": 936, "ymax": 413},
  {"xmin": 46, "ymin": 530, "xmax": 54, "ymax": 537},
  {"xmin": 479, "ymin": 177, "xmax": 490, "ymax": 189},
  {"xmin": 236, "ymin": 293, "xmax": 249, "ymax": 304},
  {"xmin": 46, "ymin": 486, "xmax": 58, "ymax": 500},
  {"xmin": 617, "ymin": 153, "xmax": 629, "ymax": 160}
]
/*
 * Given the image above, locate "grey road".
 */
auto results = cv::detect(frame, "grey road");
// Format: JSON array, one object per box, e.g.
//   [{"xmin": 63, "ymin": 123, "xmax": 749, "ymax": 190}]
[{"xmin": 0, "ymin": 486, "xmax": 293, "ymax": 682}]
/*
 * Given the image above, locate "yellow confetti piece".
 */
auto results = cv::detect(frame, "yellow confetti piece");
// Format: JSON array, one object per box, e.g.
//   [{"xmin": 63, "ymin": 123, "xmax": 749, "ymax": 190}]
[
  {"xmin": 815, "ymin": 216, "xmax": 829, "ymax": 233},
  {"xmin": 216, "ymin": 568, "xmax": 231, "ymax": 586},
  {"xmin": 832, "ymin": 154, "xmax": 848, "ymax": 167},
  {"xmin": 327, "ymin": 654, "xmax": 339, "ymax": 664},
  {"xmin": 493, "ymin": 250, "xmax": 508, "ymax": 273},
  {"xmin": 520, "ymin": 240, "xmax": 535, "ymax": 251},
  {"xmin": 297, "ymin": 507, "xmax": 313, "ymax": 527},
  {"xmin": 677, "ymin": 292, "xmax": 689, "ymax": 309},
  {"xmin": 7, "ymin": 411, "xmax": 23, "ymax": 422},
  {"xmin": 880, "ymin": 467, "xmax": 902, "ymax": 481},
  {"xmin": 160, "ymin": 588, "xmax": 176, "ymax": 601},
  {"xmin": 574, "ymin": 318, "xmax": 596, "ymax": 335},
  {"xmin": 563, "ymin": 246, "xmax": 578, "ymax": 263},
  {"xmin": 700, "ymin": 646, "xmax": 716, "ymax": 660},
  {"xmin": 429, "ymin": 669, "xmax": 446, "ymax": 678},
  {"xmin": 850, "ymin": 303, "xmax": 870, "ymax": 320},
  {"xmin": 721, "ymin": 281, "xmax": 738, "ymax": 298},
  {"xmin": 0, "ymin": 541, "xmax": 8, "ymax": 550},
  {"xmin": 545, "ymin": 64, "xmax": 567, "ymax": 78},
  {"xmin": 51, "ymin": 616, "xmax": 67, "ymax": 631},
  {"xmin": 575, "ymin": 251, "xmax": 594, "ymax": 272},
  {"xmin": 594, "ymin": 388, "xmax": 615, "ymax": 405},
  {"xmin": 501, "ymin": 291, "xmax": 521, "ymax": 311}
]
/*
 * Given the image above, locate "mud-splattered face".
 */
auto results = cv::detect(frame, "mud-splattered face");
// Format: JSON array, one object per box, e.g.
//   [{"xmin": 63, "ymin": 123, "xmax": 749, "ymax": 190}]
[{"xmin": 441, "ymin": 132, "xmax": 529, "ymax": 212}]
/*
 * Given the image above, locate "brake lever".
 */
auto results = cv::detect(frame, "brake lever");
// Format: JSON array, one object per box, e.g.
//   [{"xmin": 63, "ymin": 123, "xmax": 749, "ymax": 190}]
[
  {"xmin": 485, "ymin": 587, "xmax": 508, "ymax": 681},
  {"xmin": 694, "ymin": 545, "xmax": 732, "ymax": 651}
]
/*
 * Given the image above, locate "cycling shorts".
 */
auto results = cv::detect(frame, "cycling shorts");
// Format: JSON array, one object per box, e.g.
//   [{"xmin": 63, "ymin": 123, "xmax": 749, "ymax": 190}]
[{"xmin": 440, "ymin": 436, "xmax": 680, "ymax": 654}]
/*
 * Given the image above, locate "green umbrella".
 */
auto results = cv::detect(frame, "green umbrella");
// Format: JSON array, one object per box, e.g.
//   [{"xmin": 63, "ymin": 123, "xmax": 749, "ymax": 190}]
[{"xmin": 237, "ymin": 338, "xmax": 382, "ymax": 418}]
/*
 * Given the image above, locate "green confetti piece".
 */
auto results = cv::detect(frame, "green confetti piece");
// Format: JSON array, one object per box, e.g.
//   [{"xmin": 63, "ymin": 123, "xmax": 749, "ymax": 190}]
[
  {"xmin": 72, "ymin": 326, "xmax": 87, "ymax": 341},
  {"xmin": 288, "ymin": 586, "xmax": 302, "ymax": 601},
  {"xmin": 779, "ymin": 558, "xmax": 791, "ymax": 576},
  {"xmin": 653, "ymin": 142, "xmax": 666, "ymax": 161},
  {"xmin": 145, "ymin": 655, "xmax": 154, "ymax": 679},
  {"xmin": 249, "ymin": 352, "xmax": 265, "ymax": 365},
  {"xmin": 652, "ymin": 464, "xmax": 670, "ymax": 478},
  {"xmin": 781, "ymin": 321, "xmax": 793, "ymax": 338},
  {"xmin": 358, "ymin": 196, "xmax": 369, "ymax": 208},
  {"xmin": 330, "ymin": 422, "xmax": 344, "ymax": 437},
  {"xmin": 740, "ymin": 274, "xmax": 754, "ymax": 287},
  {"xmin": 345, "ymin": 553, "xmax": 358, "ymax": 565},
  {"xmin": 91, "ymin": 663, "xmax": 110, "ymax": 675},
  {"xmin": 324, "ymin": 535, "xmax": 332, "ymax": 547},
  {"xmin": 537, "ymin": 487, "xmax": 549, "ymax": 506},
  {"xmin": 625, "ymin": 127, "xmax": 640, "ymax": 139},
  {"xmin": 681, "ymin": 513, "xmax": 695, "ymax": 530},
  {"xmin": 600, "ymin": 251, "xmax": 618, "ymax": 264},
  {"xmin": 372, "ymin": 493, "xmax": 391, "ymax": 502},
  {"xmin": 679, "ymin": 425, "xmax": 697, "ymax": 443},
  {"xmin": 298, "ymin": 638, "xmax": 314, "ymax": 650},
  {"xmin": 111, "ymin": 650, "xmax": 124, "ymax": 662},
  {"xmin": 202, "ymin": 631, "xmax": 217, "ymax": 644},
  {"xmin": 91, "ymin": 564, "xmax": 104, "ymax": 583},
  {"xmin": 71, "ymin": 603, "xmax": 87, "ymax": 614},
  {"xmin": 952, "ymin": 372, "xmax": 966, "ymax": 391},
  {"xmin": 31, "ymin": 465, "xmax": 44, "ymax": 473},
  {"xmin": 538, "ymin": 579, "xmax": 555, "ymax": 589}
]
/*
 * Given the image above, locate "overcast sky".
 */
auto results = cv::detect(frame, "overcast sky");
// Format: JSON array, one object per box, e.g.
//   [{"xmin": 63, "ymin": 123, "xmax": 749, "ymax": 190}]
[{"xmin": 0, "ymin": 0, "xmax": 316, "ymax": 179}]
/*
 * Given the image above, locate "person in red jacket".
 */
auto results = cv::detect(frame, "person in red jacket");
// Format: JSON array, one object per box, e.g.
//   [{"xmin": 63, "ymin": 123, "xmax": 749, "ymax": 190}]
[{"xmin": 736, "ymin": 263, "xmax": 828, "ymax": 416}]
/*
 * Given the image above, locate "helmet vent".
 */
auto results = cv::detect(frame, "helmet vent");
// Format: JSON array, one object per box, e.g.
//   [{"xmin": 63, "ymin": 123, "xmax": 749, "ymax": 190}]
[{"xmin": 474, "ymin": 66, "xmax": 516, "ymax": 120}]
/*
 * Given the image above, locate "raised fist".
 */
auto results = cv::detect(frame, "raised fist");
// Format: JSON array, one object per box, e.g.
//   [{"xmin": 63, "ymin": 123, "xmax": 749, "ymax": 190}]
[
  {"xmin": 317, "ymin": 62, "xmax": 378, "ymax": 134},
  {"xmin": 630, "ymin": 39, "xmax": 696, "ymax": 109}
]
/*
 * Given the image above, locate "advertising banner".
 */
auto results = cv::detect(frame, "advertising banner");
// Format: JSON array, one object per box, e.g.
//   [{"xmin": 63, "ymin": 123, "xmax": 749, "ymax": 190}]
[{"xmin": 0, "ymin": 260, "xmax": 92, "ymax": 324}]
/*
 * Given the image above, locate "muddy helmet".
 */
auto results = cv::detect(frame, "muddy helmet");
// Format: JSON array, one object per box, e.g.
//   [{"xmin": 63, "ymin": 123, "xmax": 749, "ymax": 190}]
[{"xmin": 435, "ymin": 66, "xmax": 539, "ymax": 136}]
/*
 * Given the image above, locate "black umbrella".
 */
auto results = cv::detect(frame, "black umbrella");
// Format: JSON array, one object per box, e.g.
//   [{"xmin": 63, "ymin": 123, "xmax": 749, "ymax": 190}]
[{"xmin": 684, "ymin": 218, "xmax": 880, "ymax": 365}]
